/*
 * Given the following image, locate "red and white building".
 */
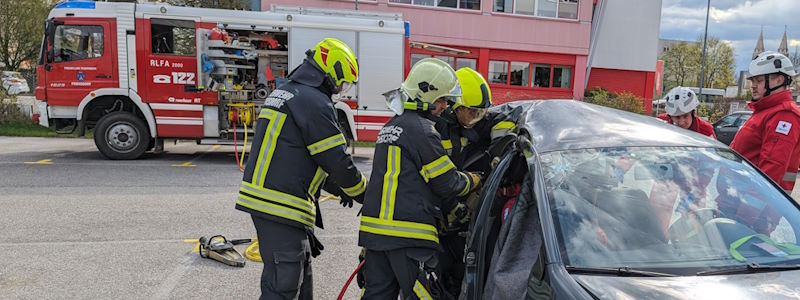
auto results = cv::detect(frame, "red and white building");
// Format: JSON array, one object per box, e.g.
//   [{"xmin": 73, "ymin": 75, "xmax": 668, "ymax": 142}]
[{"xmin": 259, "ymin": 0, "xmax": 662, "ymax": 110}]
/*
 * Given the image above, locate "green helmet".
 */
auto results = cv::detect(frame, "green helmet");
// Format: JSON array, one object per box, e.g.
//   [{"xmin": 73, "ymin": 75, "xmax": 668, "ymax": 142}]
[{"xmin": 401, "ymin": 58, "xmax": 462, "ymax": 105}]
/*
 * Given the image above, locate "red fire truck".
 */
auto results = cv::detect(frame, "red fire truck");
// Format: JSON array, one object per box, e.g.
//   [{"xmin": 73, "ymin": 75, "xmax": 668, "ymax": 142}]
[{"xmin": 36, "ymin": 1, "xmax": 406, "ymax": 159}]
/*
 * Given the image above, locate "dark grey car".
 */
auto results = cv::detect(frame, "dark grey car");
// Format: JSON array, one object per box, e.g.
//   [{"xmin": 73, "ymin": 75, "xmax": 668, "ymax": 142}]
[
  {"xmin": 713, "ymin": 111, "xmax": 752, "ymax": 145},
  {"xmin": 462, "ymin": 100, "xmax": 800, "ymax": 300}
]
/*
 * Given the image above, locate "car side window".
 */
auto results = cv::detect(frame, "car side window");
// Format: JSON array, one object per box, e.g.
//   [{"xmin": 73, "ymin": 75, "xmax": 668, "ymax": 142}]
[
  {"xmin": 151, "ymin": 19, "xmax": 195, "ymax": 56},
  {"xmin": 54, "ymin": 25, "xmax": 104, "ymax": 63},
  {"xmin": 717, "ymin": 114, "xmax": 738, "ymax": 127}
]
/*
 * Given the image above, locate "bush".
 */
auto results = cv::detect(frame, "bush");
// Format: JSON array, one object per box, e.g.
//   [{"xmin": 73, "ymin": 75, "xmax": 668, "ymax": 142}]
[
  {"xmin": 584, "ymin": 88, "xmax": 647, "ymax": 114},
  {"xmin": 0, "ymin": 88, "xmax": 31, "ymax": 125}
]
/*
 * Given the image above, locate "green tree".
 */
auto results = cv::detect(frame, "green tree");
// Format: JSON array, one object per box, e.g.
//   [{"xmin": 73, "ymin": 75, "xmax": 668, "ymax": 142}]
[
  {"xmin": 660, "ymin": 42, "xmax": 701, "ymax": 92},
  {"xmin": 697, "ymin": 37, "xmax": 736, "ymax": 89},
  {"xmin": 0, "ymin": 0, "xmax": 53, "ymax": 71},
  {"xmin": 660, "ymin": 36, "xmax": 737, "ymax": 94}
]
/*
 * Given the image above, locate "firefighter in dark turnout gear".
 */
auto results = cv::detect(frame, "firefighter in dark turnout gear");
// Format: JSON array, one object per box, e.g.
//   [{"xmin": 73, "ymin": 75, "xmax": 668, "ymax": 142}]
[
  {"xmin": 434, "ymin": 68, "xmax": 526, "ymax": 296},
  {"xmin": 236, "ymin": 38, "xmax": 367, "ymax": 300},
  {"xmin": 359, "ymin": 58, "xmax": 482, "ymax": 299},
  {"xmin": 434, "ymin": 67, "xmax": 492, "ymax": 296}
]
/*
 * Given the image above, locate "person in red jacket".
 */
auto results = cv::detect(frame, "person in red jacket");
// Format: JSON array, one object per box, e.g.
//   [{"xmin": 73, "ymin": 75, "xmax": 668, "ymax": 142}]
[
  {"xmin": 730, "ymin": 51, "xmax": 800, "ymax": 193},
  {"xmin": 657, "ymin": 86, "xmax": 716, "ymax": 138}
]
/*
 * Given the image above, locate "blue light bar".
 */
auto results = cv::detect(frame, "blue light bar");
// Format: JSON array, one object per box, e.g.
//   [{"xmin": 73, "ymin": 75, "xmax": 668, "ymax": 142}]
[{"xmin": 55, "ymin": 1, "xmax": 96, "ymax": 9}]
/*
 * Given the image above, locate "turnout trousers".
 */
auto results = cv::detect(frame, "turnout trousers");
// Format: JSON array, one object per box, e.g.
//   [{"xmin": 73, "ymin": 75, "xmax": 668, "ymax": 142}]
[
  {"xmin": 252, "ymin": 216, "xmax": 313, "ymax": 300},
  {"xmin": 362, "ymin": 248, "xmax": 439, "ymax": 300}
]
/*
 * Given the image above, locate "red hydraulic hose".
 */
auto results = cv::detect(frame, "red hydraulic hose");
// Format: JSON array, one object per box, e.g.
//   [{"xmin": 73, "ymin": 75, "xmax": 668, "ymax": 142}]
[
  {"xmin": 233, "ymin": 122, "xmax": 243, "ymax": 172},
  {"xmin": 337, "ymin": 260, "xmax": 365, "ymax": 300}
]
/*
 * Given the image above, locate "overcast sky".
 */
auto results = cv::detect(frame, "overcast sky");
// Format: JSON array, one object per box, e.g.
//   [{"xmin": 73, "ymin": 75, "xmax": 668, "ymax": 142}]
[{"xmin": 660, "ymin": 0, "xmax": 800, "ymax": 72}]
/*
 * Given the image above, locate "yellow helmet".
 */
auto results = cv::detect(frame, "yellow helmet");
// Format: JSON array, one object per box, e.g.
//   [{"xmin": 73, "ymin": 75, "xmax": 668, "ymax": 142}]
[
  {"xmin": 311, "ymin": 38, "xmax": 359, "ymax": 89},
  {"xmin": 454, "ymin": 67, "xmax": 492, "ymax": 109},
  {"xmin": 401, "ymin": 58, "xmax": 461, "ymax": 105}
]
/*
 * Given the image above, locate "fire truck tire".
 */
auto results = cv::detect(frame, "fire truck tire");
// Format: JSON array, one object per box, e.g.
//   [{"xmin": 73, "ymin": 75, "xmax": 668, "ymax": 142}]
[{"xmin": 94, "ymin": 112, "xmax": 151, "ymax": 160}]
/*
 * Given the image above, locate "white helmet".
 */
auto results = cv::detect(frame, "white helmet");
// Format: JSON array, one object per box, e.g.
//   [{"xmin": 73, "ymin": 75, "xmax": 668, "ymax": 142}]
[
  {"xmin": 748, "ymin": 51, "xmax": 797, "ymax": 78},
  {"xmin": 664, "ymin": 86, "xmax": 699, "ymax": 116}
]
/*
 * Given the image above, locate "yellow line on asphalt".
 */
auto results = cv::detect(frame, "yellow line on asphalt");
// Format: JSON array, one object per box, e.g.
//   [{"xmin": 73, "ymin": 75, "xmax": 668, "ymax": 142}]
[
  {"xmin": 24, "ymin": 159, "xmax": 53, "ymax": 165},
  {"xmin": 184, "ymin": 239, "xmax": 200, "ymax": 253},
  {"xmin": 172, "ymin": 161, "xmax": 196, "ymax": 167}
]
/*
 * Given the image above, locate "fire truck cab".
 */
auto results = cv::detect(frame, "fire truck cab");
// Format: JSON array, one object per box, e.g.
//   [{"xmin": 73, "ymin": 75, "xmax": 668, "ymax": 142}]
[{"xmin": 36, "ymin": 1, "xmax": 405, "ymax": 159}]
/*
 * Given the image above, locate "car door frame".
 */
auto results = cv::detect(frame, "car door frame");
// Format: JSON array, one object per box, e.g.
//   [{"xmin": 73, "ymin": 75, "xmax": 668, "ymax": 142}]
[{"xmin": 462, "ymin": 142, "xmax": 518, "ymax": 300}]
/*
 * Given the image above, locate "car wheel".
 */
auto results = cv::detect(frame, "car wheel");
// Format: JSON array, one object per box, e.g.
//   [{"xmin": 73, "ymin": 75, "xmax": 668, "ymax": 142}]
[{"xmin": 94, "ymin": 112, "xmax": 151, "ymax": 160}]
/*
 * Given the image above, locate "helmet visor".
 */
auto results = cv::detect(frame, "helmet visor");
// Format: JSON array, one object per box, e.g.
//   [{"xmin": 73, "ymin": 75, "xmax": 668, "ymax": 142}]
[
  {"xmin": 338, "ymin": 81, "xmax": 356, "ymax": 95},
  {"xmin": 455, "ymin": 106, "xmax": 487, "ymax": 128},
  {"xmin": 441, "ymin": 83, "xmax": 463, "ymax": 104}
]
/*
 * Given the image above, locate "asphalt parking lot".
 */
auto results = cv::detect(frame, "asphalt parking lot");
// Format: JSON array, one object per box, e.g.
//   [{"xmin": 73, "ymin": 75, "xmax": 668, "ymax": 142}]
[
  {"xmin": 0, "ymin": 137, "xmax": 374, "ymax": 299},
  {"xmin": 4, "ymin": 136, "xmax": 800, "ymax": 300}
]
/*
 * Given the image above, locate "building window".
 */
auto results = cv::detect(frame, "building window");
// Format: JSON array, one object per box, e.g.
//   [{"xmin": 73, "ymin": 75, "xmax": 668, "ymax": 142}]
[
  {"xmin": 553, "ymin": 65, "xmax": 571, "ymax": 88},
  {"xmin": 532, "ymin": 64, "xmax": 551, "ymax": 87},
  {"xmin": 390, "ymin": 0, "xmax": 480, "ymax": 10},
  {"xmin": 509, "ymin": 62, "xmax": 530, "ymax": 86},
  {"xmin": 434, "ymin": 55, "xmax": 455, "ymax": 67},
  {"xmin": 411, "ymin": 53, "xmax": 429, "ymax": 66},
  {"xmin": 151, "ymin": 19, "xmax": 195, "ymax": 56},
  {"xmin": 494, "ymin": 0, "xmax": 579, "ymax": 19},
  {"xmin": 460, "ymin": 0, "xmax": 481, "ymax": 9},
  {"xmin": 494, "ymin": 0, "xmax": 512, "ymax": 12},
  {"xmin": 558, "ymin": 0, "xmax": 579, "ymax": 19},
  {"xmin": 54, "ymin": 25, "xmax": 104, "ymax": 63},
  {"xmin": 412, "ymin": 54, "xmax": 477, "ymax": 71},
  {"xmin": 489, "ymin": 60, "xmax": 509, "ymax": 84},
  {"xmin": 456, "ymin": 58, "xmax": 477, "ymax": 70}
]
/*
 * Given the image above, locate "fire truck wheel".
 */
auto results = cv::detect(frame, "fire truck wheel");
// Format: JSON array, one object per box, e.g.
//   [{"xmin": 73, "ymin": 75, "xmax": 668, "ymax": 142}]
[{"xmin": 94, "ymin": 112, "xmax": 151, "ymax": 160}]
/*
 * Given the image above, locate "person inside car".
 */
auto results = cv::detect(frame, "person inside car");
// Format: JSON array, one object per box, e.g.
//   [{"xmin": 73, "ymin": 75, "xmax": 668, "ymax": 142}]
[{"xmin": 658, "ymin": 86, "xmax": 716, "ymax": 138}]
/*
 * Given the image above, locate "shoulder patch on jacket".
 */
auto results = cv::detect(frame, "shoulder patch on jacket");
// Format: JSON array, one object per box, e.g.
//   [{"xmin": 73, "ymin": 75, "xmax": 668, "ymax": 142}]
[
  {"xmin": 376, "ymin": 125, "xmax": 404, "ymax": 144},
  {"xmin": 263, "ymin": 89, "xmax": 294, "ymax": 108},
  {"xmin": 777, "ymin": 121, "xmax": 792, "ymax": 135}
]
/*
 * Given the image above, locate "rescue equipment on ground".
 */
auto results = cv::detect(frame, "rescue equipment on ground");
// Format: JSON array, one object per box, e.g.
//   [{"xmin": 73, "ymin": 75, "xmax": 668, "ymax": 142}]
[{"xmin": 198, "ymin": 235, "xmax": 253, "ymax": 267}]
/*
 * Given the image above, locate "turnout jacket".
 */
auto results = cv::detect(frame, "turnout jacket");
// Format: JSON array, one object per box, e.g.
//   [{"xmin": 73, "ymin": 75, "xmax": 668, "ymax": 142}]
[
  {"xmin": 236, "ymin": 60, "xmax": 366, "ymax": 230},
  {"xmin": 730, "ymin": 90, "xmax": 800, "ymax": 191},
  {"xmin": 359, "ymin": 110, "xmax": 477, "ymax": 251}
]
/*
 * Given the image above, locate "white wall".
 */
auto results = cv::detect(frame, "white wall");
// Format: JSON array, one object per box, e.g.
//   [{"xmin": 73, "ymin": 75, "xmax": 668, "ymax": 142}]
[{"xmin": 590, "ymin": 0, "xmax": 662, "ymax": 72}]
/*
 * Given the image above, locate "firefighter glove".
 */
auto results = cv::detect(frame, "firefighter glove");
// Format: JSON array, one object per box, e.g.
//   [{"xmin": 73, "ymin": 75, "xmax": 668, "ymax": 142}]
[
  {"xmin": 467, "ymin": 171, "xmax": 483, "ymax": 192},
  {"xmin": 340, "ymin": 195, "xmax": 354, "ymax": 208}
]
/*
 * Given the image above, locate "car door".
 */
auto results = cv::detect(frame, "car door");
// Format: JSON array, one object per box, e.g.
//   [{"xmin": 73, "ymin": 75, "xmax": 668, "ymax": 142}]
[
  {"xmin": 714, "ymin": 114, "xmax": 741, "ymax": 145},
  {"xmin": 462, "ymin": 149, "xmax": 515, "ymax": 300}
]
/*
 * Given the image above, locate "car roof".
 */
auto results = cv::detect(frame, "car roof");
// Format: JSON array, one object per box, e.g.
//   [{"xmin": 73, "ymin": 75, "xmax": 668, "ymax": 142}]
[{"xmin": 508, "ymin": 100, "xmax": 724, "ymax": 153}]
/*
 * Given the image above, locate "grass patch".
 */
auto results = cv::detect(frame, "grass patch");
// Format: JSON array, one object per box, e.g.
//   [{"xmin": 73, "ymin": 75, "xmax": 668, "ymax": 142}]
[
  {"xmin": 0, "ymin": 120, "xmax": 81, "ymax": 137},
  {"xmin": 353, "ymin": 140, "xmax": 376, "ymax": 148}
]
